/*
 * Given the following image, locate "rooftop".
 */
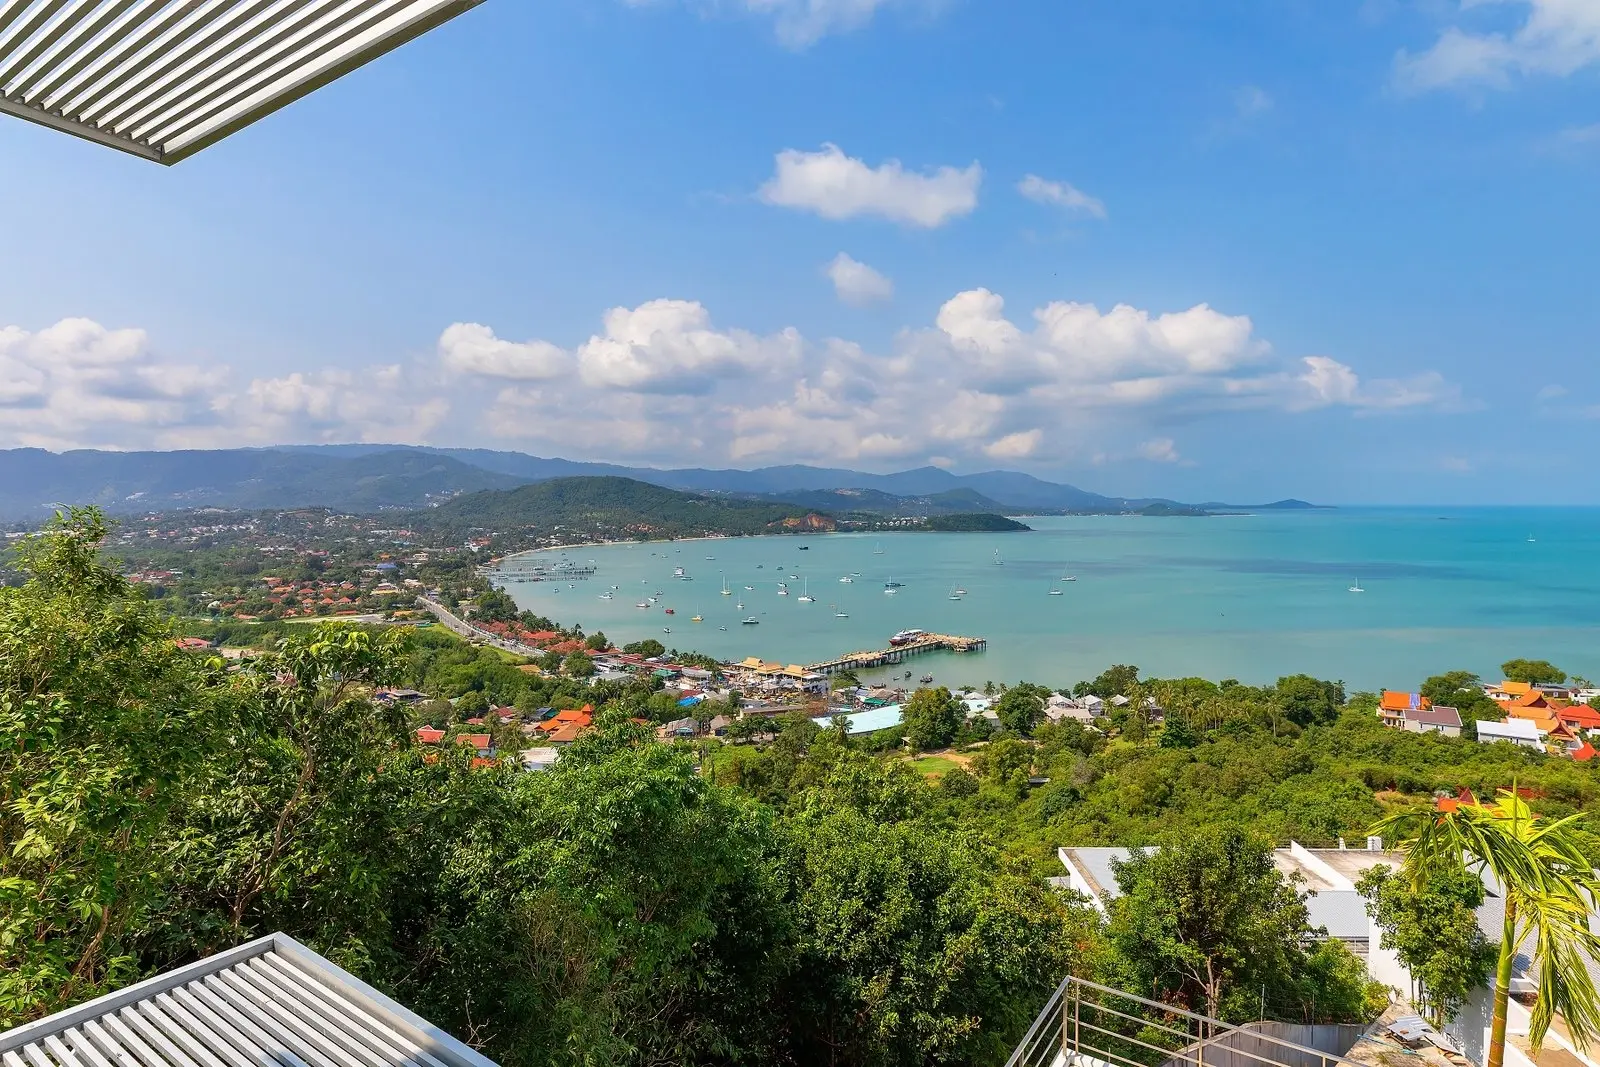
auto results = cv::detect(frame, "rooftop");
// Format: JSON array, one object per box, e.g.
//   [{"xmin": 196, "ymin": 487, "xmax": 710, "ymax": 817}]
[
  {"xmin": 0, "ymin": 932, "xmax": 500, "ymax": 1067},
  {"xmin": 0, "ymin": 1, "xmax": 485, "ymax": 164}
]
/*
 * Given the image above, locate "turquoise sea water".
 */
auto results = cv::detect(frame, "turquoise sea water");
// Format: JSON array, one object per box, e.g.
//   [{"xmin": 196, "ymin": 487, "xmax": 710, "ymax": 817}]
[{"xmin": 500, "ymin": 509, "xmax": 1600, "ymax": 692}]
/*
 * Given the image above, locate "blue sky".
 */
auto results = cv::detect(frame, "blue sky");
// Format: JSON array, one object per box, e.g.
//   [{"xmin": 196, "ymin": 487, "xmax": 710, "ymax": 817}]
[{"xmin": 2, "ymin": 0, "xmax": 1598, "ymax": 504}]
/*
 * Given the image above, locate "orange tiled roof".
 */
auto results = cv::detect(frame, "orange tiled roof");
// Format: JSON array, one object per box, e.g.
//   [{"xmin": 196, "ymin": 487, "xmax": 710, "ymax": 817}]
[
  {"xmin": 1574, "ymin": 742, "xmax": 1598, "ymax": 763},
  {"xmin": 1507, "ymin": 706, "xmax": 1559, "ymax": 733},
  {"xmin": 1560, "ymin": 704, "xmax": 1600, "ymax": 730},
  {"xmin": 1380, "ymin": 691, "xmax": 1429, "ymax": 712},
  {"xmin": 546, "ymin": 722, "xmax": 585, "ymax": 744},
  {"xmin": 1513, "ymin": 692, "xmax": 1551, "ymax": 709},
  {"xmin": 455, "ymin": 733, "xmax": 492, "ymax": 750},
  {"xmin": 1500, "ymin": 681, "xmax": 1534, "ymax": 697},
  {"xmin": 415, "ymin": 727, "xmax": 445, "ymax": 744}
]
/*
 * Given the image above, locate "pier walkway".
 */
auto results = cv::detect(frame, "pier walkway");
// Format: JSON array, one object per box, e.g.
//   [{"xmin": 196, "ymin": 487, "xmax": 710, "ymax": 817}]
[{"xmin": 805, "ymin": 633, "xmax": 987, "ymax": 674}]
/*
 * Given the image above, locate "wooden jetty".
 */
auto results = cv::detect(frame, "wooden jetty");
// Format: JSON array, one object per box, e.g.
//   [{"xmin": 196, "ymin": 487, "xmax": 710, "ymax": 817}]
[{"xmin": 806, "ymin": 633, "xmax": 987, "ymax": 674}]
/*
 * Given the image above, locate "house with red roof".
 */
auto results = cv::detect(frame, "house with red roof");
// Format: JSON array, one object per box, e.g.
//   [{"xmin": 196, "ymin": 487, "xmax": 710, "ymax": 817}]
[
  {"xmin": 1559, "ymin": 703, "xmax": 1600, "ymax": 732},
  {"xmin": 1573, "ymin": 742, "xmax": 1597, "ymax": 763},
  {"xmin": 415, "ymin": 726, "xmax": 445, "ymax": 745},
  {"xmin": 455, "ymin": 733, "xmax": 494, "ymax": 757},
  {"xmin": 1378, "ymin": 691, "xmax": 1429, "ymax": 729}
]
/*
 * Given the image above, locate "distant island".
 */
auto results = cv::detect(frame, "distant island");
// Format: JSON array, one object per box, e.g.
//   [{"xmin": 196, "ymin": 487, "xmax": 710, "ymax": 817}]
[{"xmin": 923, "ymin": 513, "xmax": 1031, "ymax": 532}]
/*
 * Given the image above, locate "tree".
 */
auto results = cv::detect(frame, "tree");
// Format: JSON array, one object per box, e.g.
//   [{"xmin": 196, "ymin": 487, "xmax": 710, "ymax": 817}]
[
  {"xmin": 901, "ymin": 687, "xmax": 962, "ymax": 751},
  {"xmin": 583, "ymin": 630, "xmax": 608, "ymax": 651},
  {"xmin": 1502, "ymin": 659, "xmax": 1567, "ymax": 685},
  {"xmin": 622, "ymin": 638, "xmax": 666, "ymax": 658},
  {"xmin": 995, "ymin": 682, "xmax": 1050, "ymax": 736},
  {"xmin": 1421, "ymin": 671, "xmax": 1504, "ymax": 735},
  {"xmin": 1374, "ymin": 788, "xmax": 1600, "ymax": 1067},
  {"xmin": 1159, "ymin": 715, "xmax": 1199, "ymax": 749},
  {"xmin": 0, "ymin": 509, "xmax": 214, "ymax": 1023},
  {"xmin": 971, "ymin": 737, "xmax": 1032, "ymax": 792},
  {"xmin": 1277, "ymin": 674, "xmax": 1345, "ymax": 727},
  {"xmin": 1077, "ymin": 664, "xmax": 1140, "ymax": 698},
  {"xmin": 455, "ymin": 689, "xmax": 490, "ymax": 717},
  {"xmin": 1356, "ymin": 865, "xmax": 1494, "ymax": 1024},
  {"xmin": 1107, "ymin": 828, "xmax": 1318, "ymax": 1021},
  {"xmin": 562, "ymin": 649, "xmax": 595, "ymax": 677}
]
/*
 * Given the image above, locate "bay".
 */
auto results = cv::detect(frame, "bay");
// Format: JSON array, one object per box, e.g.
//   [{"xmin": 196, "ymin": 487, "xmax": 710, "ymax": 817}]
[{"xmin": 500, "ymin": 508, "xmax": 1600, "ymax": 692}]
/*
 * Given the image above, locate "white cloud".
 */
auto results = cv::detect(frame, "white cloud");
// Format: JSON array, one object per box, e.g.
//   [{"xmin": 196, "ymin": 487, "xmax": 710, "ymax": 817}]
[
  {"xmin": 3, "ymin": 296, "xmax": 1461, "ymax": 471},
  {"xmin": 1136, "ymin": 437, "xmax": 1182, "ymax": 463},
  {"xmin": 1234, "ymin": 85, "xmax": 1274, "ymax": 117},
  {"xmin": 1017, "ymin": 174, "xmax": 1106, "ymax": 219},
  {"xmin": 438, "ymin": 323, "xmax": 568, "ymax": 380},
  {"xmin": 1396, "ymin": 0, "xmax": 1600, "ymax": 90},
  {"xmin": 1536, "ymin": 383, "xmax": 1569, "ymax": 399},
  {"xmin": 625, "ymin": 0, "xmax": 940, "ymax": 48},
  {"xmin": 825, "ymin": 253, "xmax": 895, "ymax": 305},
  {"xmin": 759, "ymin": 144, "xmax": 981, "ymax": 227}
]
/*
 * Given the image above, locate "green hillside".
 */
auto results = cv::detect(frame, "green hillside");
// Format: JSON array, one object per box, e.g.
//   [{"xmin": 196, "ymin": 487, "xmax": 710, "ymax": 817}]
[
  {"xmin": 923, "ymin": 512, "xmax": 1031, "ymax": 531},
  {"xmin": 427, "ymin": 476, "xmax": 833, "ymax": 539}
]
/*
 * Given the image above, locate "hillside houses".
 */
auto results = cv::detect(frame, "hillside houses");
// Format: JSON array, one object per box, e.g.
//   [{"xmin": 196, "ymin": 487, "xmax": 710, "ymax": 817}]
[{"xmin": 1379, "ymin": 682, "xmax": 1600, "ymax": 758}]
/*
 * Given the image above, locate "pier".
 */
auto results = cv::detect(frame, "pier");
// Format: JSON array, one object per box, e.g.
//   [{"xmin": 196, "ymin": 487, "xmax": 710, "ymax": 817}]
[{"xmin": 805, "ymin": 633, "xmax": 987, "ymax": 674}]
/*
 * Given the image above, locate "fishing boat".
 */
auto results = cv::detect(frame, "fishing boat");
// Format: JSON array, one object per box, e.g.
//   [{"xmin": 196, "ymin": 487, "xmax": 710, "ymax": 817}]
[
  {"xmin": 1349, "ymin": 578, "xmax": 1365, "ymax": 593},
  {"xmin": 797, "ymin": 579, "xmax": 815, "ymax": 603},
  {"xmin": 741, "ymin": 617, "xmax": 759, "ymax": 625}
]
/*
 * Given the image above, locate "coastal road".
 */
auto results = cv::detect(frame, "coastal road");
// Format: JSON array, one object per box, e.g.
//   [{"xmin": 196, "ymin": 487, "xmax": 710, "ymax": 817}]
[{"xmin": 418, "ymin": 597, "xmax": 542, "ymax": 658}]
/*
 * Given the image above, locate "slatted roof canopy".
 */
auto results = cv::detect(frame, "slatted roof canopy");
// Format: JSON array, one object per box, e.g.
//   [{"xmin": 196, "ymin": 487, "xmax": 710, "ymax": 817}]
[
  {"xmin": 0, "ymin": 933, "xmax": 503, "ymax": 1067},
  {"xmin": 0, "ymin": 0, "xmax": 485, "ymax": 164}
]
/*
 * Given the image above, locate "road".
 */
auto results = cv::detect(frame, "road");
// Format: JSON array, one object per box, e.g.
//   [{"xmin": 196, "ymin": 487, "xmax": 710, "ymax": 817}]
[{"xmin": 418, "ymin": 597, "xmax": 543, "ymax": 657}]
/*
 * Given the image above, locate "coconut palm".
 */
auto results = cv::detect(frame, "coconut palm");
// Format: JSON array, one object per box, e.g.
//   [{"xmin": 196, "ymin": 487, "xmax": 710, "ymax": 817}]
[{"xmin": 1373, "ymin": 787, "xmax": 1600, "ymax": 1067}]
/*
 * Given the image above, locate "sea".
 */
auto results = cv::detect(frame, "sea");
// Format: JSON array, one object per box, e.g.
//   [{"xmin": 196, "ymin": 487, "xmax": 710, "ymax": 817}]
[{"xmin": 498, "ymin": 508, "xmax": 1600, "ymax": 693}]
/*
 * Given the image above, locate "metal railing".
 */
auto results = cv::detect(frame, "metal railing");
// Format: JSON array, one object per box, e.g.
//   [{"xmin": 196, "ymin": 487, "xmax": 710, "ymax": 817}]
[{"xmin": 1005, "ymin": 977, "xmax": 1368, "ymax": 1067}]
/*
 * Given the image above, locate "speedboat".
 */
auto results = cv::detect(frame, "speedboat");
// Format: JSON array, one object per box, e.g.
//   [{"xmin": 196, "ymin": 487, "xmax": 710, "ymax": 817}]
[
  {"xmin": 664, "ymin": 608, "xmax": 675, "ymax": 615},
  {"xmin": 742, "ymin": 617, "xmax": 759, "ymax": 625},
  {"xmin": 635, "ymin": 602, "xmax": 649, "ymax": 608},
  {"xmin": 839, "ymin": 576, "xmax": 853, "ymax": 583}
]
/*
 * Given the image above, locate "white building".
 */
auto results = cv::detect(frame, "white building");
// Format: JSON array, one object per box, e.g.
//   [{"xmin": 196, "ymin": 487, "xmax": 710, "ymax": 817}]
[{"xmin": 1476, "ymin": 718, "xmax": 1543, "ymax": 749}]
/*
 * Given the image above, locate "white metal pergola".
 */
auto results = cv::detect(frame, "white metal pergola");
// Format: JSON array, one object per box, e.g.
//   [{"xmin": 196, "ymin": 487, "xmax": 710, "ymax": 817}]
[{"xmin": 0, "ymin": 0, "xmax": 485, "ymax": 164}]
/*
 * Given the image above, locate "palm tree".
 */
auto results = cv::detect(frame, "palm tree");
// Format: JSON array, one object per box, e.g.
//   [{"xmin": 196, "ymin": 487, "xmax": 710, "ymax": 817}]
[{"xmin": 1373, "ymin": 787, "xmax": 1600, "ymax": 1067}]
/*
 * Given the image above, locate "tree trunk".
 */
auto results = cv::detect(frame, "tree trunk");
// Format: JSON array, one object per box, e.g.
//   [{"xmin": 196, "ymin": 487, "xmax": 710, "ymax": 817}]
[{"xmin": 1488, "ymin": 894, "xmax": 1518, "ymax": 1067}]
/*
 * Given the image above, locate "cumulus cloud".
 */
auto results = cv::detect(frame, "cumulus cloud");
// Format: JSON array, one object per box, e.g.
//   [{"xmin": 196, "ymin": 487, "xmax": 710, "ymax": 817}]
[
  {"xmin": 0, "ymin": 319, "xmax": 446, "ymax": 451},
  {"xmin": 4, "ymin": 294, "xmax": 1462, "ymax": 471},
  {"xmin": 825, "ymin": 253, "xmax": 895, "ymax": 305},
  {"xmin": 1396, "ymin": 0, "xmax": 1600, "ymax": 90},
  {"xmin": 1017, "ymin": 174, "xmax": 1107, "ymax": 219},
  {"xmin": 760, "ymin": 144, "xmax": 982, "ymax": 227}
]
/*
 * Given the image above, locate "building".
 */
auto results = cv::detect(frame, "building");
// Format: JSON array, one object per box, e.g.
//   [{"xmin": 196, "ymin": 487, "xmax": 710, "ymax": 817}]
[
  {"xmin": 519, "ymin": 747, "xmax": 560, "ymax": 772},
  {"xmin": 1476, "ymin": 717, "xmax": 1543, "ymax": 749},
  {"xmin": 0, "ymin": 933, "xmax": 501, "ymax": 1067},
  {"xmin": 1057, "ymin": 841, "xmax": 1400, "ymax": 958},
  {"xmin": 1378, "ymin": 690, "xmax": 1429, "ymax": 729},
  {"xmin": 1404, "ymin": 704, "xmax": 1463, "ymax": 737}
]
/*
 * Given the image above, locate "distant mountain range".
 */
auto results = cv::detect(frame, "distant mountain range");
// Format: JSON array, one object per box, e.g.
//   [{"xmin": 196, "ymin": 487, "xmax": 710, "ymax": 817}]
[{"xmin": 0, "ymin": 444, "xmax": 1321, "ymax": 522}]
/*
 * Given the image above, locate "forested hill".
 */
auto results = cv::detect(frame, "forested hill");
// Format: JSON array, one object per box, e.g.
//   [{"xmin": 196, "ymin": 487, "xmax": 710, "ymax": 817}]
[{"xmin": 426, "ymin": 476, "xmax": 834, "ymax": 539}]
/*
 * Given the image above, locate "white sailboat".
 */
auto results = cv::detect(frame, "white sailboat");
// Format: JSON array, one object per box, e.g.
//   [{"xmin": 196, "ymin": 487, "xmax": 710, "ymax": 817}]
[
  {"xmin": 1060, "ymin": 566, "xmax": 1077, "ymax": 582},
  {"xmin": 872, "ymin": 541, "xmax": 885, "ymax": 555},
  {"xmin": 992, "ymin": 549, "xmax": 1004, "ymax": 566},
  {"xmin": 1349, "ymin": 578, "xmax": 1365, "ymax": 593},
  {"xmin": 721, "ymin": 574, "xmax": 732, "ymax": 596},
  {"xmin": 948, "ymin": 583, "xmax": 962, "ymax": 601},
  {"xmin": 797, "ymin": 579, "xmax": 815, "ymax": 603}
]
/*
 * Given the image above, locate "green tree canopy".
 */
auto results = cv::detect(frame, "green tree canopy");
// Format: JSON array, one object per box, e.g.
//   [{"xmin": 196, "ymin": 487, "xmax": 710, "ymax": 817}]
[
  {"xmin": 901, "ymin": 686, "xmax": 962, "ymax": 751},
  {"xmin": 1502, "ymin": 658, "xmax": 1567, "ymax": 685}
]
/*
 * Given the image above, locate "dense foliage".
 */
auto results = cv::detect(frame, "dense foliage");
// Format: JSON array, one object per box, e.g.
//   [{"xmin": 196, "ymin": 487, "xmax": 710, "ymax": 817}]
[{"xmin": 921, "ymin": 513, "xmax": 1031, "ymax": 532}]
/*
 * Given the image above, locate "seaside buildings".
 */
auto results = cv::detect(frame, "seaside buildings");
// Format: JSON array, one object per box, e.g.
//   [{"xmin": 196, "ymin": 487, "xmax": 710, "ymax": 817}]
[{"xmin": 1377, "ymin": 682, "xmax": 1598, "ymax": 758}]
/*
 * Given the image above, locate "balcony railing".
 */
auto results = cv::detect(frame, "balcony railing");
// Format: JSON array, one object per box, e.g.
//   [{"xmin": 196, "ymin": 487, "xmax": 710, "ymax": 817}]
[{"xmin": 1006, "ymin": 977, "xmax": 1368, "ymax": 1067}]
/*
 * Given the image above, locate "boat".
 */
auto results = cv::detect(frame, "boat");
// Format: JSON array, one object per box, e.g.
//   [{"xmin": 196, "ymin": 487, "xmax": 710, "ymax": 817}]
[
  {"xmin": 839, "ymin": 576, "xmax": 853, "ymax": 583},
  {"xmin": 884, "ymin": 586, "xmax": 898, "ymax": 595},
  {"xmin": 992, "ymin": 549, "xmax": 1004, "ymax": 566},
  {"xmin": 691, "ymin": 613, "xmax": 703, "ymax": 623},
  {"xmin": 920, "ymin": 674, "xmax": 933, "ymax": 684},
  {"xmin": 1060, "ymin": 567, "xmax": 1077, "ymax": 582},
  {"xmin": 664, "ymin": 607, "xmax": 675, "ymax": 614},
  {"xmin": 663, "ymin": 627, "xmax": 671, "ymax": 633},
  {"xmin": 797, "ymin": 579, "xmax": 815, "ymax": 603},
  {"xmin": 798, "ymin": 545, "xmax": 809, "ymax": 550},
  {"xmin": 873, "ymin": 541, "xmax": 884, "ymax": 555},
  {"xmin": 756, "ymin": 564, "xmax": 764, "ymax": 569},
  {"xmin": 777, "ymin": 583, "xmax": 789, "ymax": 596},
  {"xmin": 598, "ymin": 592, "xmax": 613, "ymax": 600},
  {"xmin": 884, "ymin": 578, "xmax": 903, "ymax": 588},
  {"xmin": 719, "ymin": 626, "xmax": 727, "ymax": 631},
  {"xmin": 948, "ymin": 583, "xmax": 961, "ymax": 601},
  {"xmin": 788, "ymin": 573, "xmax": 799, "ymax": 579},
  {"xmin": 635, "ymin": 601, "xmax": 649, "ymax": 608},
  {"xmin": 721, "ymin": 576, "xmax": 732, "ymax": 596},
  {"xmin": 674, "ymin": 566, "xmax": 684, "ymax": 577},
  {"xmin": 736, "ymin": 600, "xmax": 744, "ymax": 610},
  {"xmin": 742, "ymin": 617, "xmax": 760, "ymax": 625},
  {"xmin": 744, "ymin": 584, "xmax": 754, "ymax": 590},
  {"xmin": 889, "ymin": 629, "xmax": 926, "ymax": 646},
  {"xmin": 835, "ymin": 611, "xmax": 849, "ymax": 618},
  {"xmin": 1049, "ymin": 588, "xmax": 1064, "ymax": 596},
  {"xmin": 1349, "ymin": 579, "xmax": 1365, "ymax": 593},
  {"xmin": 705, "ymin": 556, "xmax": 715, "ymax": 560}
]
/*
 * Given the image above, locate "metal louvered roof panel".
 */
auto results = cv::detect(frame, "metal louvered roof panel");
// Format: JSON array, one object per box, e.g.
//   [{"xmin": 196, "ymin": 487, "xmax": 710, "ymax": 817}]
[
  {"xmin": 0, "ymin": 934, "xmax": 502, "ymax": 1067},
  {"xmin": 0, "ymin": 0, "xmax": 485, "ymax": 163}
]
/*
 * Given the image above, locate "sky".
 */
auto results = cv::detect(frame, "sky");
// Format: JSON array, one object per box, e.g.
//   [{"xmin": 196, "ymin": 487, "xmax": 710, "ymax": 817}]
[{"xmin": 2, "ymin": 0, "xmax": 1598, "ymax": 505}]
